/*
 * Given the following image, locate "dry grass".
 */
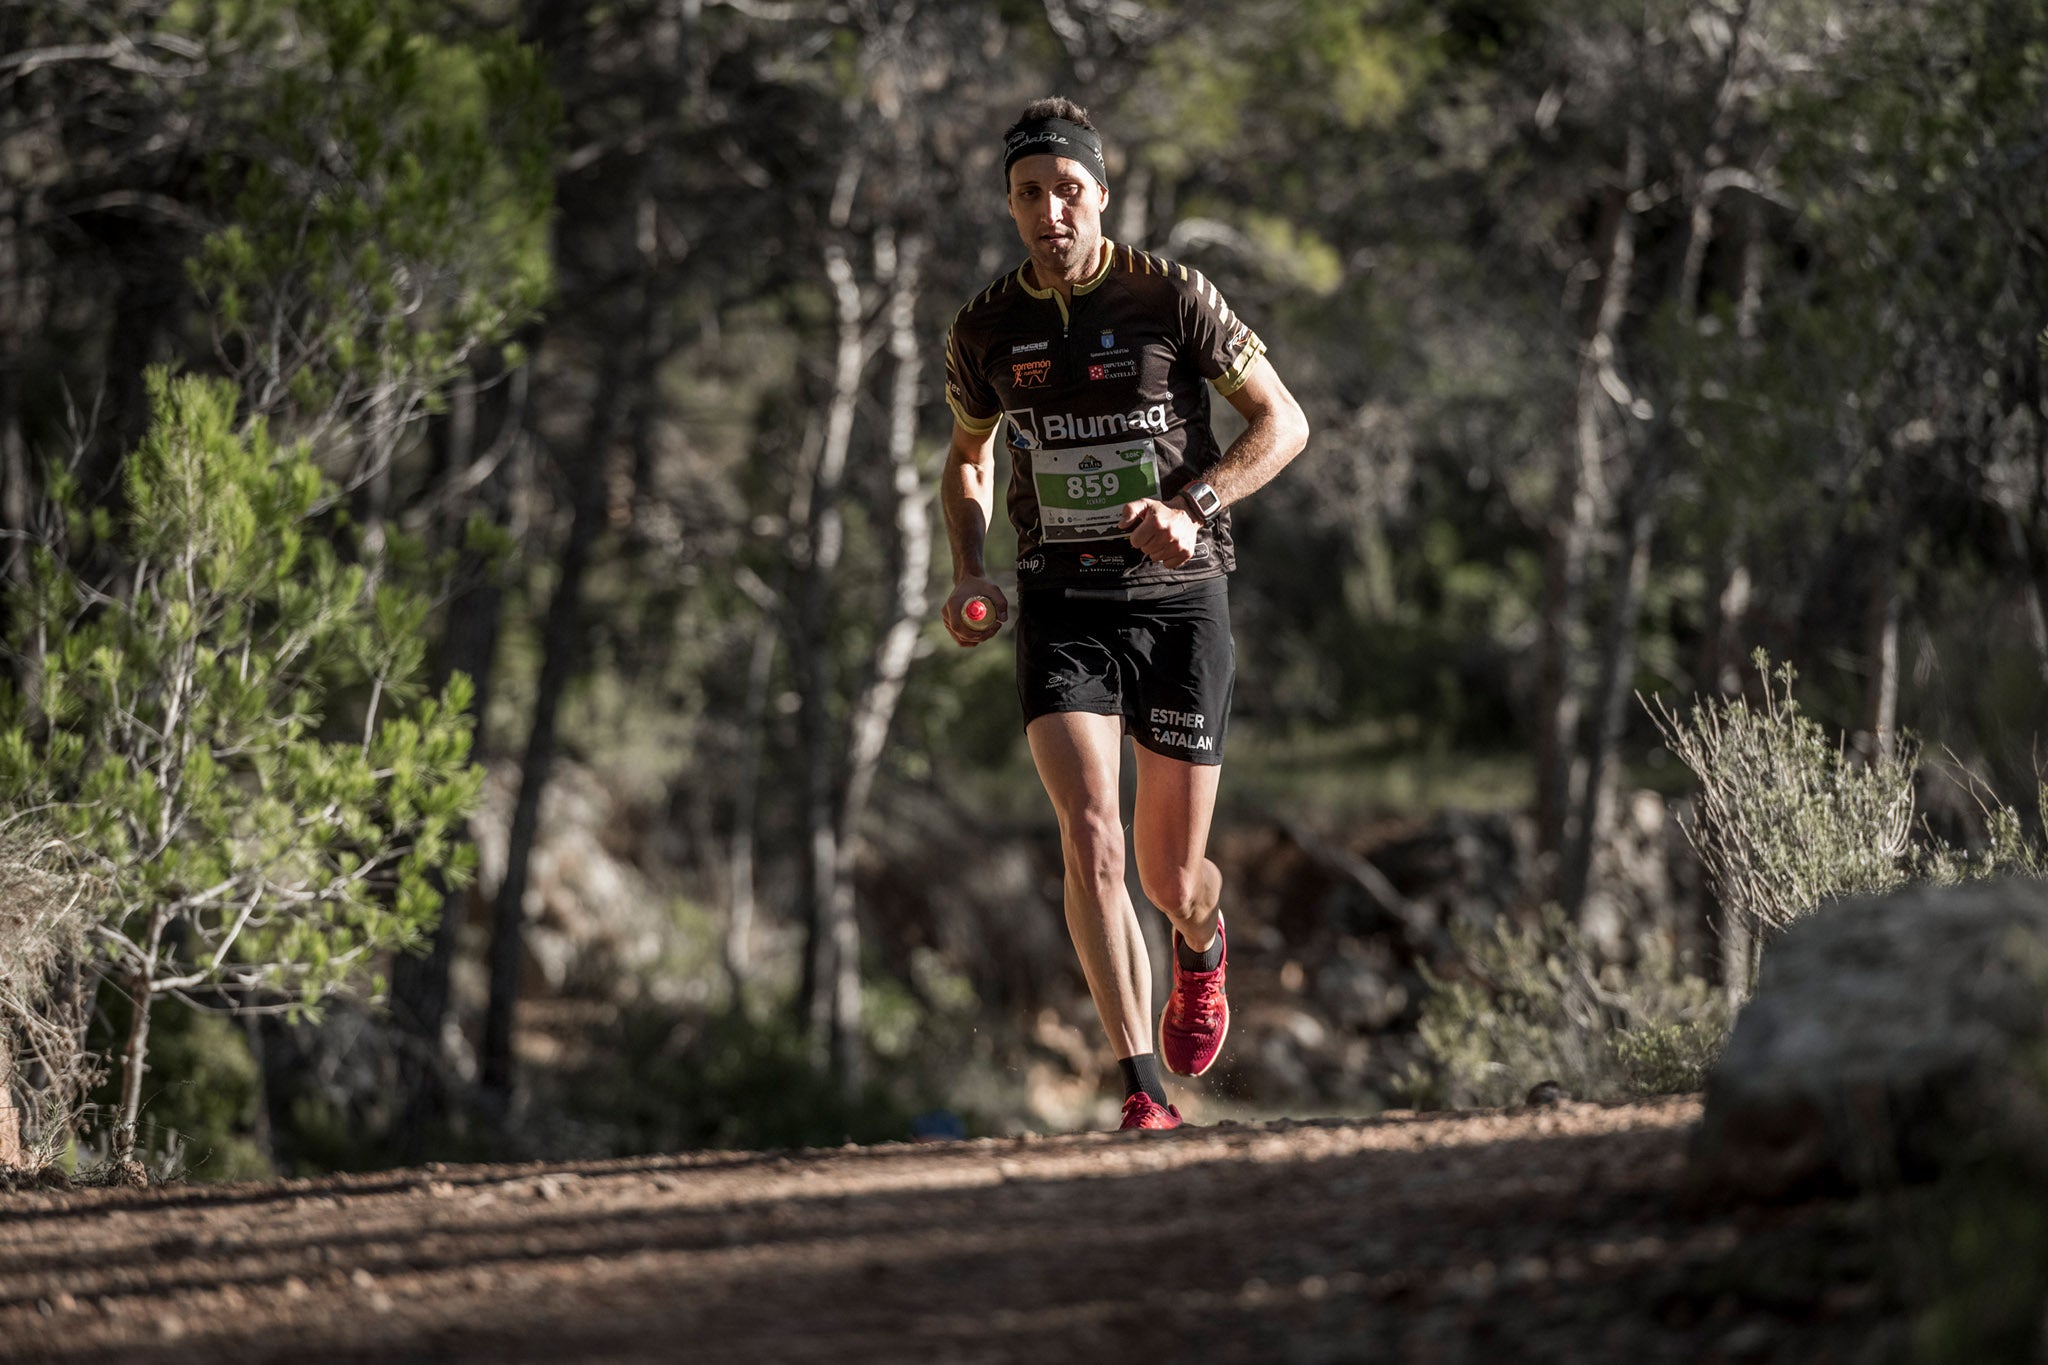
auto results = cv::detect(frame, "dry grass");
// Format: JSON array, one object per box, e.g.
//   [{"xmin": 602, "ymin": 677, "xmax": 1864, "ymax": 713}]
[{"xmin": 0, "ymin": 826, "xmax": 103, "ymax": 1168}]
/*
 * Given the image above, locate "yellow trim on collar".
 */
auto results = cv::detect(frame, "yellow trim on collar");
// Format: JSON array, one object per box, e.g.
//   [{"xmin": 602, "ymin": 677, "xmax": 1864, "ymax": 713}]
[{"xmin": 1017, "ymin": 240, "xmax": 1117, "ymax": 299}]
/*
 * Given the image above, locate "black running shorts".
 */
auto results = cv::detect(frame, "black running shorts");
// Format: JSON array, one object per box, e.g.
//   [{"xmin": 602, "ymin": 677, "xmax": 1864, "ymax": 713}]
[{"xmin": 1014, "ymin": 576, "xmax": 1234, "ymax": 765}]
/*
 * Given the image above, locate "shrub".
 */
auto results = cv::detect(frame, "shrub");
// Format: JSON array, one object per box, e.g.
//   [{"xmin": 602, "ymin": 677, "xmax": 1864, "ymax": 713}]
[
  {"xmin": 1651, "ymin": 656, "xmax": 1917, "ymax": 991},
  {"xmin": 0, "ymin": 373, "xmax": 481, "ymax": 1161},
  {"xmin": 1414, "ymin": 907, "xmax": 1729, "ymax": 1109},
  {"xmin": 0, "ymin": 829, "xmax": 100, "ymax": 1167}
]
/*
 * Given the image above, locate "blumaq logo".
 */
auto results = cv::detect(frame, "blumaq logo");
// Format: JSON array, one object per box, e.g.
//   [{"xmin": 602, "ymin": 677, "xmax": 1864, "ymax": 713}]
[{"xmin": 1011, "ymin": 359, "xmax": 1052, "ymax": 387}]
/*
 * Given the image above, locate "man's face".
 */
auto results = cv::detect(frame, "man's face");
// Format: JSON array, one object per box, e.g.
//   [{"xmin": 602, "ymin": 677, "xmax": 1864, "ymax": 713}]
[{"xmin": 1007, "ymin": 154, "xmax": 1109, "ymax": 282}]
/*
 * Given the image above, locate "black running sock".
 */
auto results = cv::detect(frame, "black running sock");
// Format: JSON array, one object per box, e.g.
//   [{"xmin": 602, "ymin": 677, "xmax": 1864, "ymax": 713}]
[
  {"xmin": 1119, "ymin": 1053, "xmax": 1172, "ymax": 1107},
  {"xmin": 1176, "ymin": 918, "xmax": 1224, "ymax": 973}
]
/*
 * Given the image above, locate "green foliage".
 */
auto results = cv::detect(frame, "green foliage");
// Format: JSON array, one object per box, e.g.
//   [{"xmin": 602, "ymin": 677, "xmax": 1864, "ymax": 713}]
[
  {"xmin": 184, "ymin": 0, "xmax": 556, "ymax": 424},
  {"xmin": 1656, "ymin": 655, "xmax": 2048, "ymax": 998},
  {"xmin": 550, "ymin": 1003, "xmax": 914, "ymax": 1153},
  {"xmin": 1126, "ymin": 0, "xmax": 1437, "ymax": 180},
  {"xmin": 0, "ymin": 372, "xmax": 483, "ymax": 1146},
  {"xmin": 86, "ymin": 995, "xmax": 271, "ymax": 1183},
  {"xmin": 1921, "ymin": 781, "xmax": 2048, "ymax": 885},
  {"xmin": 1652, "ymin": 657, "xmax": 1917, "ymax": 958},
  {"xmin": 1413, "ymin": 906, "xmax": 1729, "ymax": 1109}
]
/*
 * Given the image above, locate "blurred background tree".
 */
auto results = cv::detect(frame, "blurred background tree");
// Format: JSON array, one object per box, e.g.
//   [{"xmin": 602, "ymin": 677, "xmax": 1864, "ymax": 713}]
[{"xmin": 1, "ymin": 0, "xmax": 2043, "ymax": 1175}]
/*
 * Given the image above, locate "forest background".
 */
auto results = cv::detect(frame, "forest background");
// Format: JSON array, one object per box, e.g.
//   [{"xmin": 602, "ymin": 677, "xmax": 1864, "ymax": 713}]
[{"xmin": 1, "ymin": 0, "xmax": 2044, "ymax": 1180}]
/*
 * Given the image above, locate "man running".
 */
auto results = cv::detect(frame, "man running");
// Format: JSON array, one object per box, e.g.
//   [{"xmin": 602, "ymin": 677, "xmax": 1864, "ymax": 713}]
[{"xmin": 940, "ymin": 97, "xmax": 1310, "ymax": 1131}]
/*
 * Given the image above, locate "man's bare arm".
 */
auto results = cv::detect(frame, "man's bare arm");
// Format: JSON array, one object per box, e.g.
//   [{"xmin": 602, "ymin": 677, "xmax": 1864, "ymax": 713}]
[
  {"xmin": 1201, "ymin": 355, "xmax": 1310, "ymax": 511},
  {"xmin": 940, "ymin": 419, "xmax": 1009, "ymax": 644},
  {"xmin": 1122, "ymin": 356, "xmax": 1310, "ymax": 567}
]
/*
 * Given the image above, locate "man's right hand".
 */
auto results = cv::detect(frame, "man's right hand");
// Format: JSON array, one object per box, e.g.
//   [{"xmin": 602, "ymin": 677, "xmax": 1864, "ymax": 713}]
[{"xmin": 943, "ymin": 579, "xmax": 1010, "ymax": 647}]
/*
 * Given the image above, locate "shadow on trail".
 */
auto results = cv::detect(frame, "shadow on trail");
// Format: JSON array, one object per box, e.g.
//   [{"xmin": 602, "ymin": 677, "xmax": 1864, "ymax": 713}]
[{"xmin": 0, "ymin": 1105, "xmax": 1903, "ymax": 1364}]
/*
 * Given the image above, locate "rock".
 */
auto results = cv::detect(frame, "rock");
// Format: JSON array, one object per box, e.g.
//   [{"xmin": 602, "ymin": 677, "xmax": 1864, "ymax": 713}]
[
  {"xmin": 1232, "ymin": 1003, "xmax": 1328, "ymax": 1103},
  {"xmin": 1525, "ymin": 1080, "xmax": 1566, "ymax": 1107},
  {"xmin": 469, "ymin": 760, "xmax": 672, "ymax": 998},
  {"xmin": 1311, "ymin": 937, "xmax": 1413, "ymax": 1033},
  {"xmin": 1692, "ymin": 878, "xmax": 2048, "ymax": 1198}
]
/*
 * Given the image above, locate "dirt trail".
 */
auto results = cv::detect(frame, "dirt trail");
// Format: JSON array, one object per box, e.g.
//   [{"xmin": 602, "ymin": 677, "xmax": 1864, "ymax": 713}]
[{"xmin": 0, "ymin": 1097, "xmax": 1900, "ymax": 1363}]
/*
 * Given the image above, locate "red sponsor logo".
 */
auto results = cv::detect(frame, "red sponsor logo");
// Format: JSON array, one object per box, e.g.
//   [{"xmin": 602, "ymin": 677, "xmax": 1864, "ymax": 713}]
[
  {"xmin": 1012, "ymin": 359, "xmax": 1052, "ymax": 387},
  {"xmin": 1089, "ymin": 364, "xmax": 1105, "ymax": 381}
]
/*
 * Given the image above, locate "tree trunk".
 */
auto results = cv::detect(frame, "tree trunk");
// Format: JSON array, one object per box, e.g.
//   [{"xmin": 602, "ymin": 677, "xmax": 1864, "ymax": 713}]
[
  {"xmin": 0, "ymin": 1046, "xmax": 20, "ymax": 1168},
  {"xmin": 393, "ymin": 371, "xmax": 520, "ymax": 1145},
  {"xmin": 1562, "ymin": 469, "xmax": 1654, "ymax": 915},
  {"xmin": 114, "ymin": 970, "xmax": 156, "ymax": 1163},
  {"xmin": 1862, "ymin": 518, "xmax": 1902, "ymax": 765},
  {"xmin": 793, "ymin": 226, "xmax": 870, "ymax": 1069},
  {"xmin": 1564, "ymin": 2, "xmax": 1760, "ymax": 911},
  {"xmin": 822, "ymin": 231, "xmax": 930, "ymax": 1085},
  {"xmin": 2003, "ymin": 501, "xmax": 2048, "ymax": 684},
  {"xmin": 725, "ymin": 593, "xmax": 778, "ymax": 1000},
  {"xmin": 1699, "ymin": 551, "xmax": 1751, "ymax": 699},
  {"xmin": 0, "ymin": 175, "xmax": 43, "ymax": 614},
  {"xmin": 79, "ymin": 238, "xmax": 182, "ymax": 510},
  {"xmin": 479, "ymin": 368, "xmax": 619, "ymax": 1107},
  {"xmin": 1536, "ymin": 131, "xmax": 1644, "ymax": 869}
]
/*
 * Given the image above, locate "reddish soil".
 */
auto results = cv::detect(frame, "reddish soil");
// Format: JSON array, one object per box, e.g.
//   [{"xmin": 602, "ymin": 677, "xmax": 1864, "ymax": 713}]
[{"xmin": 0, "ymin": 1097, "xmax": 1905, "ymax": 1363}]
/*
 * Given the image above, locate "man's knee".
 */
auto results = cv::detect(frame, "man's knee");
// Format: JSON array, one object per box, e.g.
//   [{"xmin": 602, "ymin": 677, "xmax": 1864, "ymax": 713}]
[
  {"xmin": 1138, "ymin": 859, "xmax": 1210, "ymax": 921},
  {"xmin": 1061, "ymin": 807, "xmax": 1126, "ymax": 894}
]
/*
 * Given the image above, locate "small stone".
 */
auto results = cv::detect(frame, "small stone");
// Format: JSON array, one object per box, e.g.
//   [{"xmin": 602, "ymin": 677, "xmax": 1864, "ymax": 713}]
[{"xmin": 1525, "ymin": 1080, "xmax": 1566, "ymax": 1107}]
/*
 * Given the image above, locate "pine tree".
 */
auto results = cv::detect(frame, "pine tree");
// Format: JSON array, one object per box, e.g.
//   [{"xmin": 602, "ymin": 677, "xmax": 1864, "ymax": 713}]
[{"xmin": 0, "ymin": 372, "xmax": 482, "ymax": 1160}]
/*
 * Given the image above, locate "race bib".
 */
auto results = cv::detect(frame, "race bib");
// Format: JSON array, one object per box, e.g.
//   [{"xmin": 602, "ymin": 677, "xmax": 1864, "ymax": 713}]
[{"xmin": 1032, "ymin": 439, "xmax": 1163, "ymax": 542}]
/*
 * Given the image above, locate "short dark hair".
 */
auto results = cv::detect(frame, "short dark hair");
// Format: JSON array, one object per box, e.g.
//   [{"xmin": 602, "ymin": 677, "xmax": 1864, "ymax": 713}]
[{"xmin": 1007, "ymin": 97, "xmax": 1097, "ymax": 139}]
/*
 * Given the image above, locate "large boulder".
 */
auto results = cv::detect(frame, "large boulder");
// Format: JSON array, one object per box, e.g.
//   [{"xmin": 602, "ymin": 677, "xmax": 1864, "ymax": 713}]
[{"xmin": 1692, "ymin": 878, "xmax": 2048, "ymax": 1197}]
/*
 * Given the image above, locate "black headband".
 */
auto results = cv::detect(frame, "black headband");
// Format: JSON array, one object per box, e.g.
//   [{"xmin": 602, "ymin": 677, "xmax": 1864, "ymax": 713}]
[{"xmin": 1002, "ymin": 118, "xmax": 1108, "ymax": 190}]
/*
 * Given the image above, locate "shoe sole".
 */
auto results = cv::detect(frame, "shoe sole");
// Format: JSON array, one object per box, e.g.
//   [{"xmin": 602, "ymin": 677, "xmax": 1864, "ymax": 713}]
[{"xmin": 1159, "ymin": 992, "xmax": 1229, "ymax": 1078}]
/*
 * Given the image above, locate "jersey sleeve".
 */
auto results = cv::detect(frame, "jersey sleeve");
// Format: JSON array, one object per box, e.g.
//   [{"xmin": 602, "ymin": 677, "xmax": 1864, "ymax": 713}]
[
  {"xmin": 944, "ymin": 313, "xmax": 1003, "ymax": 434},
  {"xmin": 1178, "ymin": 267, "xmax": 1267, "ymax": 397}
]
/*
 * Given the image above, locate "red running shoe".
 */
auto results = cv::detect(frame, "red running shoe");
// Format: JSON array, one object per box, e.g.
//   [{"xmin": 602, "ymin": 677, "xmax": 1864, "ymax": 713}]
[
  {"xmin": 1119, "ymin": 1092, "xmax": 1182, "ymax": 1131},
  {"xmin": 1160, "ymin": 917, "xmax": 1229, "ymax": 1077}
]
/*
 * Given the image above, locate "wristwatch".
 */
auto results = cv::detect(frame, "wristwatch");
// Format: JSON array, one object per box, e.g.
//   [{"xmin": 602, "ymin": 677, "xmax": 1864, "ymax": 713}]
[{"xmin": 1178, "ymin": 481, "xmax": 1222, "ymax": 526}]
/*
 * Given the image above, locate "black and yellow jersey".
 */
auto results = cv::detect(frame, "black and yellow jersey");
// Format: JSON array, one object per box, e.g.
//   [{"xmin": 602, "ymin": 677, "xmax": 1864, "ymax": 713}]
[{"xmin": 944, "ymin": 241, "xmax": 1267, "ymax": 590}]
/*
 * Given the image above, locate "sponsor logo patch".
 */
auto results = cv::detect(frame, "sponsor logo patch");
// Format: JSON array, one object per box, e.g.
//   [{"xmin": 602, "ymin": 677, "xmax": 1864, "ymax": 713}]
[
  {"xmin": 1017, "ymin": 553, "xmax": 1046, "ymax": 574},
  {"xmin": 1099, "ymin": 331, "xmax": 1115, "ymax": 348},
  {"xmin": 1011, "ymin": 359, "xmax": 1052, "ymax": 387},
  {"xmin": 1088, "ymin": 360, "xmax": 1138, "ymax": 381},
  {"xmin": 1077, "ymin": 551, "xmax": 1129, "ymax": 570},
  {"xmin": 1011, "ymin": 340, "xmax": 1050, "ymax": 354},
  {"xmin": 1034, "ymin": 404, "xmax": 1169, "ymax": 443}
]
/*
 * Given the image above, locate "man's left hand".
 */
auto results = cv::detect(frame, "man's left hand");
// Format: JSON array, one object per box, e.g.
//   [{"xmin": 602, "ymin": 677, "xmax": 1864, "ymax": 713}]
[{"xmin": 1119, "ymin": 497, "xmax": 1199, "ymax": 568}]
